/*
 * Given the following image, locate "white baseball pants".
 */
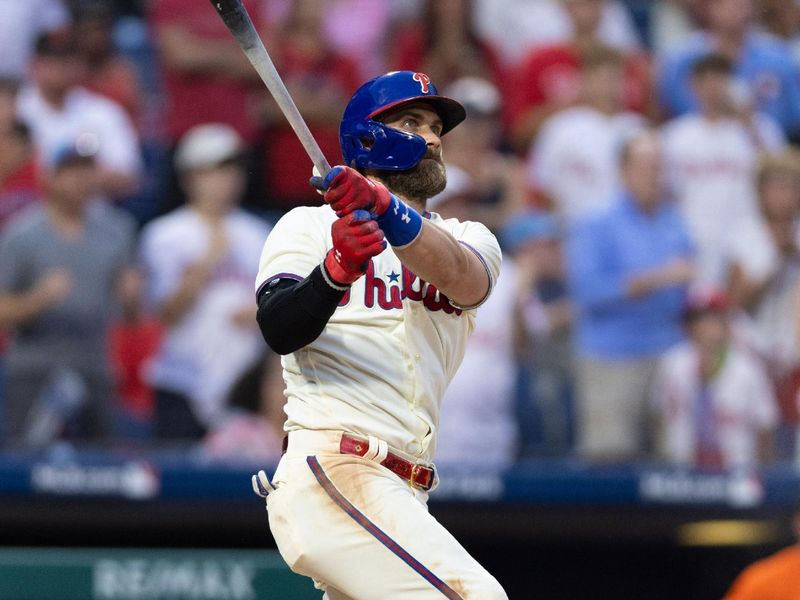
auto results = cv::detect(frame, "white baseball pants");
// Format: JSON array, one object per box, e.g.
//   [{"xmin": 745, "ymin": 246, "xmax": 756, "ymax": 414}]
[{"xmin": 263, "ymin": 430, "xmax": 507, "ymax": 600}]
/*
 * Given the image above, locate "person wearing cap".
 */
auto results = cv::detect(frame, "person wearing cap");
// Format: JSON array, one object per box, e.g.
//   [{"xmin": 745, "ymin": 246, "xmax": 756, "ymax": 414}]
[
  {"xmin": 252, "ymin": 71, "xmax": 505, "ymax": 598},
  {"xmin": 651, "ymin": 289, "xmax": 778, "ymax": 468},
  {"xmin": 503, "ymin": 211, "xmax": 575, "ymax": 456},
  {"xmin": 16, "ymin": 31, "xmax": 142, "ymax": 200},
  {"xmin": 0, "ymin": 143, "xmax": 138, "ymax": 447},
  {"xmin": 139, "ymin": 123, "xmax": 271, "ymax": 442}
]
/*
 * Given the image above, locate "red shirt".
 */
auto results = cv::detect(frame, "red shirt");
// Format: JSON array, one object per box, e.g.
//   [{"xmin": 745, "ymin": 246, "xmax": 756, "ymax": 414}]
[
  {"xmin": 0, "ymin": 158, "xmax": 41, "ymax": 230},
  {"xmin": 507, "ymin": 44, "xmax": 650, "ymax": 131},
  {"xmin": 391, "ymin": 25, "xmax": 505, "ymax": 92},
  {"xmin": 150, "ymin": 0, "xmax": 259, "ymax": 143},
  {"xmin": 260, "ymin": 44, "xmax": 360, "ymax": 209}
]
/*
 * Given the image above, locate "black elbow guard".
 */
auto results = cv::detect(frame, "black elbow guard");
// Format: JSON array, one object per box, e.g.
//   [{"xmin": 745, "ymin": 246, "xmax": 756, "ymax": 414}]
[{"xmin": 256, "ymin": 266, "xmax": 346, "ymax": 354}]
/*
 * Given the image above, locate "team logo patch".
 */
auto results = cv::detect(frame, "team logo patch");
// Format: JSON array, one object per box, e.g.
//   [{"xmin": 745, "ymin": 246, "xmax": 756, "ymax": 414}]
[{"xmin": 413, "ymin": 72, "xmax": 431, "ymax": 94}]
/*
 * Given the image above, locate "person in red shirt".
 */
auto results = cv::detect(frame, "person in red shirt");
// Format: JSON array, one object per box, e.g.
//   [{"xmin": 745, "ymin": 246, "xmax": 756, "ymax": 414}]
[
  {"xmin": 390, "ymin": 0, "xmax": 504, "ymax": 92},
  {"xmin": 0, "ymin": 121, "xmax": 41, "ymax": 231},
  {"xmin": 507, "ymin": 0, "xmax": 651, "ymax": 152},
  {"xmin": 256, "ymin": 0, "xmax": 360, "ymax": 211},
  {"xmin": 74, "ymin": 4, "xmax": 142, "ymax": 123},
  {"xmin": 724, "ymin": 507, "xmax": 800, "ymax": 600},
  {"xmin": 150, "ymin": 0, "xmax": 261, "ymax": 145},
  {"xmin": 0, "ymin": 78, "xmax": 41, "ymax": 230}
]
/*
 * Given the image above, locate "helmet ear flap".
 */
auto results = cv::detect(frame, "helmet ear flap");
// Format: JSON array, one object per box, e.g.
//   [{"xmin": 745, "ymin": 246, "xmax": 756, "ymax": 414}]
[{"xmin": 341, "ymin": 120, "xmax": 426, "ymax": 171}]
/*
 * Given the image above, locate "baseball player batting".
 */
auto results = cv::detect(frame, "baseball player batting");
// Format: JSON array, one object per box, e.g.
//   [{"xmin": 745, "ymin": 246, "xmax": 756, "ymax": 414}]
[{"xmin": 252, "ymin": 71, "xmax": 506, "ymax": 599}]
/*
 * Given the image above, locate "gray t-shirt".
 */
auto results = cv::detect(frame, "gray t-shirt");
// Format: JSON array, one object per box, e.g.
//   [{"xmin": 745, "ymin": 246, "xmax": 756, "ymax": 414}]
[{"xmin": 0, "ymin": 202, "xmax": 135, "ymax": 370}]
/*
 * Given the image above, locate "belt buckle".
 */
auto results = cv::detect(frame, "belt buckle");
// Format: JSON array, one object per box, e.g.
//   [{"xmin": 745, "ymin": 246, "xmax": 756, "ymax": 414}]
[{"xmin": 410, "ymin": 463, "xmax": 432, "ymax": 492}]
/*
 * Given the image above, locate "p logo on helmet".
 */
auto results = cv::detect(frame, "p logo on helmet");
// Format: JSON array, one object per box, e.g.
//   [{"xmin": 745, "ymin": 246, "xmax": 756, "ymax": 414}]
[
  {"xmin": 339, "ymin": 71, "xmax": 466, "ymax": 172},
  {"xmin": 413, "ymin": 72, "xmax": 432, "ymax": 94}
]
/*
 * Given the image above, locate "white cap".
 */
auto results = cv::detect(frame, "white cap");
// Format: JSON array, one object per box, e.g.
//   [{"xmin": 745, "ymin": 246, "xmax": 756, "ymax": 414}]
[
  {"xmin": 444, "ymin": 77, "xmax": 501, "ymax": 117},
  {"xmin": 174, "ymin": 123, "xmax": 244, "ymax": 171}
]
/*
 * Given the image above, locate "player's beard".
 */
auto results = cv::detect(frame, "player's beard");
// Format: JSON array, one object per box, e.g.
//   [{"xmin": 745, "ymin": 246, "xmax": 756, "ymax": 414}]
[{"xmin": 375, "ymin": 152, "xmax": 447, "ymax": 202}]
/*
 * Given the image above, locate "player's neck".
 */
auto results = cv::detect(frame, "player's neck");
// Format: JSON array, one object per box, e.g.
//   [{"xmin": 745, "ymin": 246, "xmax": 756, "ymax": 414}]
[{"xmin": 397, "ymin": 193, "xmax": 426, "ymax": 214}]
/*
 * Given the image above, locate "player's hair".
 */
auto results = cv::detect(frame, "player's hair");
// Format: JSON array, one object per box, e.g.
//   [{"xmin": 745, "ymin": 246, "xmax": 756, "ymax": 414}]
[
  {"xmin": 691, "ymin": 53, "xmax": 733, "ymax": 78},
  {"xmin": 757, "ymin": 149, "xmax": 800, "ymax": 192},
  {"xmin": 579, "ymin": 43, "xmax": 624, "ymax": 72}
]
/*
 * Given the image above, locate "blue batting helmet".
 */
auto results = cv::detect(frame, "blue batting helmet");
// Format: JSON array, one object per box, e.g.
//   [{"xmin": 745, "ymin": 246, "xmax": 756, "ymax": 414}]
[{"xmin": 340, "ymin": 71, "xmax": 466, "ymax": 171}]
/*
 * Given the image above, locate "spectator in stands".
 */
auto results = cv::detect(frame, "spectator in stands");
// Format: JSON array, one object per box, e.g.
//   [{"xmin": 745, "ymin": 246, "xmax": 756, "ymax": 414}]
[
  {"xmin": 17, "ymin": 32, "xmax": 142, "ymax": 201},
  {"xmin": 724, "ymin": 505, "xmax": 800, "ymax": 599},
  {"xmin": 256, "ymin": 0, "xmax": 360, "ymax": 212},
  {"xmin": 202, "ymin": 352, "xmax": 285, "ymax": 464},
  {"xmin": 73, "ymin": 2, "xmax": 142, "ymax": 121},
  {"xmin": 529, "ymin": 44, "xmax": 646, "ymax": 222},
  {"xmin": 0, "ymin": 81, "xmax": 43, "ymax": 444},
  {"xmin": 658, "ymin": 0, "xmax": 800, "ymax": 138},
  {"xmin": 730, "ymin": 151, "xmax": 800, "ymax": 458},
  {"xmin": 428, "ymin": 171, "xmax": 520, "ymax": 469},
  {"xmin": 508, "ymin": 0, "xmax": 652, "ymax": 151},
  {"xmin": 662, "ymin": 53, "xmax": 786, "ymax": 287},
  {"xmin": 0, "ymin": 0, "xmax": 71, "ymax": 79},
  {"xmin": 139, "ymin": 124, "xmax": 270, "ymax": 442},
  {"xmin": 260, "ymin": 0, "xmax": 390, "ymax": 80},
  {"xmin": 758, "ymin": 0, "xmax": 800, "ymax": 70},
  {"xmin": 503, "ymin": 212, "xmax": 574, "ymax": 457},
  {"xmin": 441, "ymin": 77, "xmax": 527, "ymax": 232},
  {"xmin": 473, "ymin": 0, "xmax": 641, "ymax": 70},
  {"xmin": 567, "ymin": 131, "xmax": 694, "ymax": 462},
  {"xmin": 150, "ymin": 0, "xmax": 260, "ymax": 145},
  {"xmin": 390, "ymin": 0, "xmax": 502, "ymax": 91},
  {"xmin": 0, "ymin": 82, "xmax": 41, "ymax": 229},
  {"xmin": 652, "ymin": 289, "xmax": 778, "ymax": 468},
  {"xmin": 0, "ymin": 144, "xmax": 138, "ymax": 447}
]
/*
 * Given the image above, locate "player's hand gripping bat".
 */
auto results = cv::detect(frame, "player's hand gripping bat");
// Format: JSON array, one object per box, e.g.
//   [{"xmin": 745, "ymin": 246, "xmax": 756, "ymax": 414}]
[{"xmin": 210, "ymin": 0, "xmax": 331, "ymax": 178}]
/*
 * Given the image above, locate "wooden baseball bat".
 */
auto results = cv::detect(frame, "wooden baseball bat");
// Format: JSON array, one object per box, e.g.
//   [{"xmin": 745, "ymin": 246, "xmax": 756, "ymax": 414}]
[{"xmin": 210, "ymin": 0, "xmax": 332, "ymax": 177}]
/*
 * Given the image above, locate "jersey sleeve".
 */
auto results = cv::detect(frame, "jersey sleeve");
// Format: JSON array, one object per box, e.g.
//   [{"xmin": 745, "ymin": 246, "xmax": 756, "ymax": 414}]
[
  {"xmin": 449, "ymin": 219, "xmax": 502, "ymax": 310},
  {"xmin": 255, "ymin": 207, "xmax": 329, "ymax": 296}
]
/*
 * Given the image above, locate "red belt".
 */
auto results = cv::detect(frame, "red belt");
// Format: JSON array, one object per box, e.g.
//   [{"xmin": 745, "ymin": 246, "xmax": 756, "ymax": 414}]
[
  {"xmin": 283, "ymin": 433, "xmax": 435, "ymax": 491},
  {"xmin": 339, "ymin": 434, "xmax": 435, "ymax": 492}
]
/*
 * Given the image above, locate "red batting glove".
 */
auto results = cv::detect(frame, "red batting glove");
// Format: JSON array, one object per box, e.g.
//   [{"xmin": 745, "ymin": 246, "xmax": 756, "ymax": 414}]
[
  {"xmin": 322, "ymin": 210, "xmax": 387, "ymax": 286},
  {"xmin": 312, "ymin": 166, "xmax": 392, "ymax": 217}
]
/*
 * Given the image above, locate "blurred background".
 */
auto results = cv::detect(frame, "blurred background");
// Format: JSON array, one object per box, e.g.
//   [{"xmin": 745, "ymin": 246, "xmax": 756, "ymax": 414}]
[{"xmin": 1, "ymin": 0, "xmax": 800, "ymax": 598}]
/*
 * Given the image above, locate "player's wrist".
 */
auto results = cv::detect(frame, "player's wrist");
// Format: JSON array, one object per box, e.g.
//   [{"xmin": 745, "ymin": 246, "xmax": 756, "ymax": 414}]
[
  {"xmin": 375, "ymin": 194, "xmax": 423, "ymax": 248},
  {"xmin": 322, "ymin": 250, "xmax": 359, "ymax": 289}
]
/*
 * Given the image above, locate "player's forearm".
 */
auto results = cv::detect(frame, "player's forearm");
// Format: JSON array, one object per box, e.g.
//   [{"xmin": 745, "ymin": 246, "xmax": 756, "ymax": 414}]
[
  {"xmin": 257, "ymin": 265, "xmax": 346, "ymax": 355},
  {"xmin": 393, "ymin": 220, "xmax": 490, "ymax": 308}
]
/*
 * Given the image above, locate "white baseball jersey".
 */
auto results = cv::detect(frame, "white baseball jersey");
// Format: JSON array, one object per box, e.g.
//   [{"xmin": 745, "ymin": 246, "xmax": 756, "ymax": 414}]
[
  {"xmin": 17, "ymin": 85, "xmax": 143, "ymax": 178},
  {"xmin": 662, "ymin": 113, "xmax": 786, "ymax": 285},
  {"xmin": 652, "ymin": 341, "xmax": 778, "ymax": 468},
  {"xmin": 529, "ymin": 106, "xmax": 645, "ymax": 222},
  {"xmin": 140, "ymin": 207, "xmax": 271, "ymax": 425},
  {"xmin": 255, "ymin": 205, "xmax": 502, "ymax": 463}
]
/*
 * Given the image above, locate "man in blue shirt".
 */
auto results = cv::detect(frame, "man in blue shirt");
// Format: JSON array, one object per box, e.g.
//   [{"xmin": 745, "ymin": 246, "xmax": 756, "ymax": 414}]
[
  {"xmin": 567, "ymin": 131, "xmax": 694, "ymax": 462},
  {"xmin": 658, "ymin": 0, "xmax": 800, "ymax": 138}
]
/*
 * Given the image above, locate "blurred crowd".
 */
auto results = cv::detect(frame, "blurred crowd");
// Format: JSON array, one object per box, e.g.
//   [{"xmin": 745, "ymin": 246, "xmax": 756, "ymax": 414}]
[{"xmin": 1, "ymin": 0, "xmax": 800, "ymax": 472}]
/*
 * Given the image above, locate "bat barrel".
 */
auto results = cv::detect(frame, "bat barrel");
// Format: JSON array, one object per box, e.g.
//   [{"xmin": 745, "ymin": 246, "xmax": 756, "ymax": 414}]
[{"xmin": 209, "ymin": 0, "xmax": 332, "ymax": 176}]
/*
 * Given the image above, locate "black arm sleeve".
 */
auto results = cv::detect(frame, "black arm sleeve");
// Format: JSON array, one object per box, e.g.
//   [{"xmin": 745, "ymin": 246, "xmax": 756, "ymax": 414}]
[{"xmin": 256, "ymin": 265, "xmax": 347, "ymax": 355}]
